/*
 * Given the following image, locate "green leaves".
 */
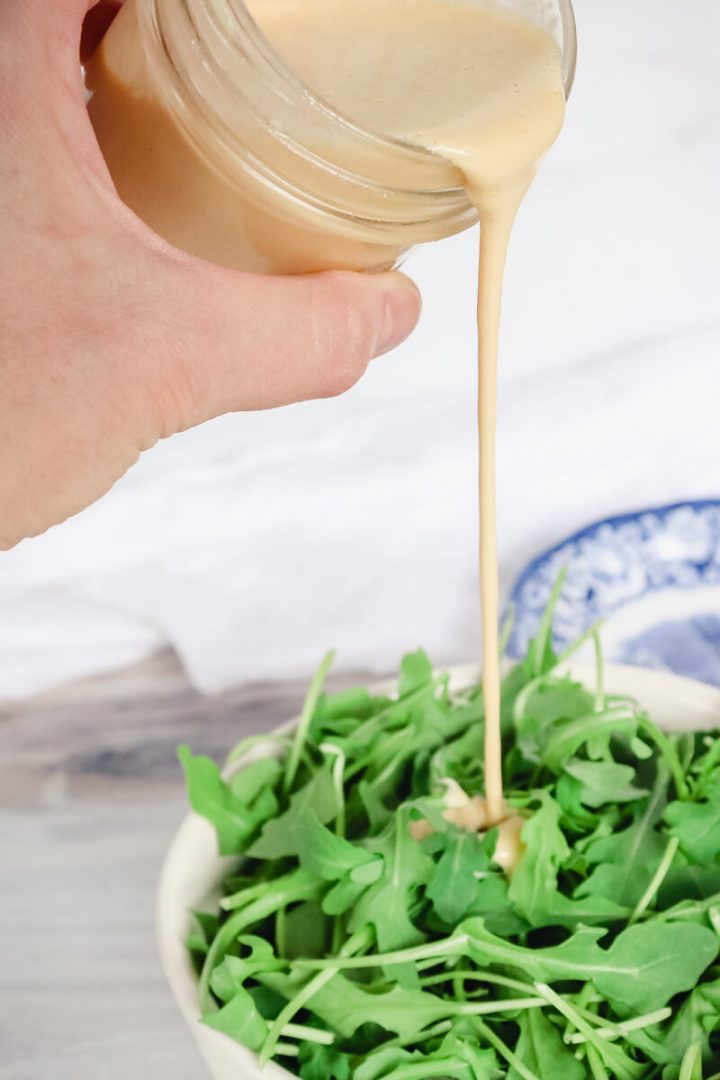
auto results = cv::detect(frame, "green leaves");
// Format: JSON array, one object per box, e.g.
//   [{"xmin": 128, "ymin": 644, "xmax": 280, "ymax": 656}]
[
  {"xmin": 295, "ymin": 811, "xmax": 381, "ymax": 881},
  {"xmin": 427, "ymin": 829, "xmax": 493, "ymax": 925},
  {"xmin": 563, "ymin": 761, "xmax": 647, "ymax": 808},
  {"xmin": 398, "ymin": 649, "xmax": 434, "ymax": 696},
  {"xmin": 541, "ymin": 708, "xmax": 639, "ymax": 772},
  {"xmin": 180, "ymin": 638, "xmax": 720, "ymax": 1078},
  {"xmin": 461, "ymin": 918, "xmax": 719, "ymax": 1013},
  {"xmin": 298, "ymin": 1043, "xmax": 351, "ymax": 1080},
  {"xmin": 590, "ymin": 922, "xmax": 719, "ymax": 1013},
  {"xmin": 202, "ymin": 986, "xmax": 268, "ymax": 1051},
  {"xmin": 507, "ymin": 1010, "xmax": 585, "ymax": 1080},
  {"xmin": 354, "ymin": 1046, "xmax": 483, "ymax": 1080},
  {"xmin": 259, "ymin": 969, "xmax": 454, "ymax": 1042},
  {"xmin": 247, "ymin": 768, "xmax": 340, "ymax": 859},
  {"xmin": 178, "ymin": 747, "xmax": 279, "ymax": 855},
  {"xmin": 665, "ymin": 786, "xmax": 720, "ymax": 864},
  {"xmin": 665, "ymin": 978, "xmax": 720, "ymax": 1063},
  {"xmin": 507, "ymin": 792, "xmax": 569, "ymax": 925},
  {"xmin": 348, "ymin": 812, "xmax": 433, "ymax": 951}
]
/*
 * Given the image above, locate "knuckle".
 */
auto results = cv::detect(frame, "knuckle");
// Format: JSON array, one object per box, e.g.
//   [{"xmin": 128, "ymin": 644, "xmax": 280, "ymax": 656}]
[{"xmin": 312, "ymin": 277, "xmax": 376, "ymax": 397}]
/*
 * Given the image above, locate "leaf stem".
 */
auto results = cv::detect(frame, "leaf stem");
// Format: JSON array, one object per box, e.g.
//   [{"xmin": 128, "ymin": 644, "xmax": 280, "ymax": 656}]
[
  {"xmin": 629, "ymin": 837, "xmax": 679, "ymax": 923},
  {"xmin": 455, "ymin": 996, "xmax": 546, "ymax": 1016},
  {"xmin": 534, "ymin": 984, "xmax": 644, "ymax": 1080},
  {"xmin": 284, "ymin": 650, "xmax": 336, "ymax": 794},
  {"xmin": 587, "ymin": 1044, "xmax": 610, "ymax": 1080},
  {"xmin": 638, "ymin": 716, "xmax": 690, "ymax": 799},
  {"xmin": 567, "ymin": 1007, "xmax": 673, "ymax": 1045},
  {"xmin": 273, "ymin": 1042, "xmax": 300, "ymax": 1057},
  {"xmin": 592, "ymin": 628, "xmax": 605, "ymax": 712},
  {"xmin": 199, "ymin": 870, "xmax": 318, "ymax": 1012},
  {"xmin": 679, "ymin": 1042, "xmax": 703, "ymax": 1080},
  {"xmin": 419, "ymin": 969, "xmax": 535, "ymax": 996},
  {"xmin": 296, "ymin": 934, "xmax": 468, "ymax": 971},
  {"xmin": 259, "ymin": 925, "xmax": 372, "ymax": 1065},
  {"xmin": 221, "ymin": 877, "xmax": 284, "ymax": 912},
  {"xmin": 499, "ymin": 604, "xmax": 515, "ymax": 660},
  {"xmin": 275, "ymin": 906, "xmax": 287, "ymax": 958},
  {"xmin": 382, "ymin": 1020, "xmax": 454, "ymax": 1051},
  {"xmin": 281, "ymin": 1023, "xmax": 334, "ymax": 1045},
  {"xmin": 471, "ymin": 1018, "xmax": 541, "ymax": 1080},
  {"xmin": 529, "ymin": 568, "xmax": 568, "ymax": 678},
  {"xmin": 320, "ymin": 741, "xmax": 347, "ymax": 836},
  {"xmin": 513, "ymin": 620, "xmax": 608, "ymax": 724}
]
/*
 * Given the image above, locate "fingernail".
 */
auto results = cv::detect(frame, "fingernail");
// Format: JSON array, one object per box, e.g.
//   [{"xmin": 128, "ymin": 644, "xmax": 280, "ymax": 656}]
[{"xmin": 373, "ymin": 272, "xmax": 422, "ymax": 356}]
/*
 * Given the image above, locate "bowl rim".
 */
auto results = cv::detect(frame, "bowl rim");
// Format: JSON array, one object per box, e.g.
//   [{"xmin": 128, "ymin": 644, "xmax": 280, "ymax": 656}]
[{"xmin": 156, "ymin": 661, "xmax": 720, "ymax": 1080}]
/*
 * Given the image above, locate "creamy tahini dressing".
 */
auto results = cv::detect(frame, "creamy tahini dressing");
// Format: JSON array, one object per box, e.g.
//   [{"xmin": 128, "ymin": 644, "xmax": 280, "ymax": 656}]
[{"xmin": 246, "ymin": 0, "xmax": 565, "ymax": 853}]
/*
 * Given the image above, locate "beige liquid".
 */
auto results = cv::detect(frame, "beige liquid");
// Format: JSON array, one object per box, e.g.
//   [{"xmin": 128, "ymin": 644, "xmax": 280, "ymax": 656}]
[
  {"xmin": 238, "ymin": 0, "xmax": 566, "ymax": 830},
  {"xmin": 88, "ymin": 0, "xmax": 565, "ymax": 836}
]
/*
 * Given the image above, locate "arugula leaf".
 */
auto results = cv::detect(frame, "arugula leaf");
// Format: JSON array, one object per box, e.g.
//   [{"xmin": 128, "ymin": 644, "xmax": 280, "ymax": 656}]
[
  {"xmin": 209, "ymin": 937, "xmax": 284, "ymax": 1002},
  {"xmin": 178, "ymin": 746, "xmax": 278, "ymax": 855},
  {"xmin": 578, "ymin": 783, "xmax": 669, "ymax": 907},
  {"xmin": 664, "ymin": 977, "xmax": 720, "ymax": 1063},
  {"xmin": 248, "ymin": 768, "xmax": 341, "ymax": 859},
  {"xmin": 201, "ymin": 986, "xmax": 268, "ymax": 1051},
  {"xmin": 354, "ymin": 1046, "xmax": 478, "ymax": 1080},
  {"xmin": 229, "ymin": 757, "xmax": 283, "ymax": 804},
  {"xmin": 295, "ymin": 811, "xmax": 380, "ymax": 881},
  {"xmin": 438, "ymin": 1028, "xmax": 500, "ymax": 1079},
  {"xmin": 564, "ymin": 760, "xmax": 647, "ymax": 808},
  {"xmin": 357, "ymin": 779, "xmax": 393, "ymax": 831},
  {"xmin": 462, "ymin": 918, "xmax": 719, "ymax": 1012},
  {"xmin": 658, "ymin": 856, "xmax": 720, "ymax": 907},
  {"xmin": 507, "ymin": 1009, "xmax": 585, "ymax": 1080},
  {"xmin": 555, "ymin": 771, "xmax": 597, "ymax": 829},
  {"xmin": 427, "ymin": 830, "xmax": 492, "ymax": 925},
  {"xmin": 665, "ymin": 785, "xmax": 720, "ymax": 864},
  {"xmin": 507, "ymin": 792, "xmax": 569, "ymax": 926},
  {"xmin": 298, "ymin": 1042, "xmax": 352, "ymax": 1080},
  {"xmin": 258, "ymin": 970, "xmax": 455, "ymax": 1042},
  {"xmin": 592, "ymin": 922, "xmax": 719, "ymax": 1012},
  {"xmin": 515, "ymin": 681, "xmax": 596, "ymax": 762},
  {"xmin": 398, "ymin": 650, "xmax": 434, "ymax": 696},
  {"xmin": 542, "ymin": 709, "xmax": 640, "ymax": 772},
  {"xmin": 348, "ymin": 813, "xmax": 434, "ymax": 951},
  {"xmin": 283, "ymin": 899, "xmax": 332, "ymax": 959},
  {"xmin": 544, "ymin": 892, "xmax": 630, "ymax": 928},
  {"xmin": 322, "ymin": 877, "xmax": 369, "ymax": 916}
]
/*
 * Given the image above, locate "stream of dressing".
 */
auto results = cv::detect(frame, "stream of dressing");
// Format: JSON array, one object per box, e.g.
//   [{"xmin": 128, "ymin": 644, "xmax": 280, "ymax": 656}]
[{"xmin": 248, "ymin": 0, "xmax": 566, "ymax": 837}]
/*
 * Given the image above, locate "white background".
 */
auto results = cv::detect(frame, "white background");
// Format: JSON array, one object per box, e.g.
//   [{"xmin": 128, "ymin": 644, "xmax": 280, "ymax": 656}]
[{"xmin": 2, "ymin": 0, "xmax": 720, "ymax": 698}]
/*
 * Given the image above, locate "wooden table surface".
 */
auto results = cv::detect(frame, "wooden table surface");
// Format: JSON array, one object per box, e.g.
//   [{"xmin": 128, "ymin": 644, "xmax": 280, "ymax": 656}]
[{"xmin": 1, "ymin": 651, "xmax": 364, "ymax": 1080}]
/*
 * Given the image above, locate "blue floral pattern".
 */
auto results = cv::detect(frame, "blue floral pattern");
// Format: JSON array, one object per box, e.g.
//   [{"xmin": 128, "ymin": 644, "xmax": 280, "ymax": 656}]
[{"xmin": 506, "ymin": 500, "xmax": 720, "ymax": 687}]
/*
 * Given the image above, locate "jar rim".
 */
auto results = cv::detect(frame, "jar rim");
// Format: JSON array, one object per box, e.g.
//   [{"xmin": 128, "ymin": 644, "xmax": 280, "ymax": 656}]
[{"xmin": 139, "ymin": 0, "xmax": 576, "ymax": 239}]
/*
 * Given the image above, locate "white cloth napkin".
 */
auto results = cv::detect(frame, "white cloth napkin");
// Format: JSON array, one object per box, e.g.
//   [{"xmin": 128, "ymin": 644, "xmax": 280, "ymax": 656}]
[
  {"xmin": 1, "ymin": 0, "xmax": 719, "ymax": 700},
  {"xmin": 1, "ymin": 320, "xmax": 719, "ymax": 700}
]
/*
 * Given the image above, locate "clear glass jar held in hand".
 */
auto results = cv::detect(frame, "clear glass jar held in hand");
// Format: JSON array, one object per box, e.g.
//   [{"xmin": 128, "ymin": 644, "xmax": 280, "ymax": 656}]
[{"xmin": 86, "ymin": 0, "xmax": 576, "ymax": 275}]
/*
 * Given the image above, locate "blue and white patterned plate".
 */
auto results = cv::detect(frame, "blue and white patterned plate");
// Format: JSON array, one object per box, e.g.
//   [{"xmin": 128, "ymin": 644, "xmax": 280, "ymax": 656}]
[{"xmin": 506, "ymin": 500, "xmax": 720, "ymax": 687}]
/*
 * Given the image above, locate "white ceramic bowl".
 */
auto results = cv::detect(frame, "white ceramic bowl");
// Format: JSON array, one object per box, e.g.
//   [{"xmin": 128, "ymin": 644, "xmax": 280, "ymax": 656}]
[{"xmin": 157, "ymin": 663, "xmax": 720, "ymax": 1080}]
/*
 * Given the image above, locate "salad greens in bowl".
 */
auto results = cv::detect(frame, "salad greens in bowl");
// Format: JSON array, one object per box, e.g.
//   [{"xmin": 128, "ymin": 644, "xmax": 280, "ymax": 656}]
[{"xmin": 158, "ymin": 614, "xmax": 720, "ymax": 1080}]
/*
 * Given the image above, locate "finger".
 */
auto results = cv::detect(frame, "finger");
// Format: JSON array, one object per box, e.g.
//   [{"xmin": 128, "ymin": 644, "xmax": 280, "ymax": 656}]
[
  {"xmin": 137, "ymin": 261, "xmax": 422, "ymax": 438},
  {"xmin": 81, "ymin": 1, "xmax": 123, "ymax": 63}
]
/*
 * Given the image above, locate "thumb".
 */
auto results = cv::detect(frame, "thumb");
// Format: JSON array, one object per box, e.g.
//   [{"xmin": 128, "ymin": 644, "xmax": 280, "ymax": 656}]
[{"xmin": 136, "ymin": 258, "xmax": 422, "ymax": 438}]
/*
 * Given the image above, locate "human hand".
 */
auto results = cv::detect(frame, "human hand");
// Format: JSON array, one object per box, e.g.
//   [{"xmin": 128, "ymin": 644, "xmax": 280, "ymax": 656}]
[{"xmin": 0, "ymin": 0, "xmax": 421, "ymax": 548}]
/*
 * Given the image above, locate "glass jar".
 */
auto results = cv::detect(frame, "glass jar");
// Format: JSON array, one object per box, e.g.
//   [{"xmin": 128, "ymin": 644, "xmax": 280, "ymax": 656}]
[{"xmin": 86, "ymin": 0, "xmax": 576, "ymax": 275}]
